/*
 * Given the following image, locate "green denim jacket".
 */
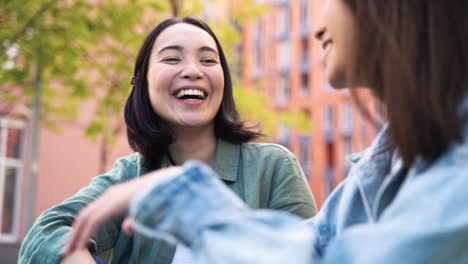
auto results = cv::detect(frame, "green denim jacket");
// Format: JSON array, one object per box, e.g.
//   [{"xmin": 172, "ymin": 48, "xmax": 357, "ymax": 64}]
[{"xmin": 19, "ymin": 139, "xmax": 317, "ymax": 264}]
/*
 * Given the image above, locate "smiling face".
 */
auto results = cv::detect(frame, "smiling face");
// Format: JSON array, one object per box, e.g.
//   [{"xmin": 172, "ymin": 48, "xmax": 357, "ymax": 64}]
[
  {"xmin": 315, "ymin": 0, "xmax": 358, "ymax": 88},
  {"xmin": 147, "ymin": 23, "xmax": 224, "ymax": 128}
]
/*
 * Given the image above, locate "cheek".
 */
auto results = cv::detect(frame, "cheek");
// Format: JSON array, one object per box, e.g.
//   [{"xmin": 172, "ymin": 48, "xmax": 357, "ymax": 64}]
[
  {"xmin": 147, "ymin": 67, "xmax": 172, "ymax": 98},
  {"xmin": 209, "ymin": 67, "xmax": 225, "ymax": 96}
]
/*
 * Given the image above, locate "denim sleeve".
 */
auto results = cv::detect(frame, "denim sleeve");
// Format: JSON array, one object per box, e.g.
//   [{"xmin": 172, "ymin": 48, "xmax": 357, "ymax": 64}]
[
  {"xmin": 321, "ymin": 167, "xmax": 468, "ymax": 264},
  {"xmin": 129, "ymin": 161, "xmax": 317, "ymax": 264},
  {"xmin": 19, "ymin": 159, "xmax": 131, "ymax": 264}
]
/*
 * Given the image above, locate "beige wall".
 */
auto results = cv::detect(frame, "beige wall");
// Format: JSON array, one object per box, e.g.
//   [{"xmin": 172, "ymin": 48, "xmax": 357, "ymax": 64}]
[{"xmin": 19, "ymin": 100, "xmax": 133, "ymax": 239}]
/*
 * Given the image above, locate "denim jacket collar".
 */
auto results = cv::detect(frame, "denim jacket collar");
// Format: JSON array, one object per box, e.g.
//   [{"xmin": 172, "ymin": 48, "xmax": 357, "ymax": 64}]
[
  {"xmin": 345, "ymin": 124, "xmax": 393, "ymax": 165},
  {"xmin": 346, "ymin": 124, "xmax": 400, "ymax": 223}
]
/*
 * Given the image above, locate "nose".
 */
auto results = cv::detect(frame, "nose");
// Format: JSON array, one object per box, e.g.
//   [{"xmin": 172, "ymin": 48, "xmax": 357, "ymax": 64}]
[{"xmin": 180, "ymin": 61, "xmax": 204, "ymax": 80}]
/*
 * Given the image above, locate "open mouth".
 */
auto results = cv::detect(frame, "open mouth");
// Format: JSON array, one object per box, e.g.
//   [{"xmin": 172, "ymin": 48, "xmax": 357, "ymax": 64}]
[{"xmin": 173, "ymin": 88, "xmax": 208, "ymax": 100}]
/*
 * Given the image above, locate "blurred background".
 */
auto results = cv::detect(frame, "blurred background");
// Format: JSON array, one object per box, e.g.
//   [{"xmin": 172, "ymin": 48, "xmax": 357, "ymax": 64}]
[{"xmin": 0, "ymin": 0, "xmax": 383, "ymax": 261}]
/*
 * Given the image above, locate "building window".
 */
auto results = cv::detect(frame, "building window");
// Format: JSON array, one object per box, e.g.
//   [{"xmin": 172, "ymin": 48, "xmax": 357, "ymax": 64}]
[
  {"xmin": 342, "ymin": 102, "xmax": 353, "ymax": 137},
  {"xmin": 235, "ymin": 43, "xmax": 243, "ymax": 77},
  {"xmin": 277, "ymin": 125, "xmax": 291, "ymax": 150},
  {"xmin": 299, "ymin": 135, "xmax": 311, "ymax": 179},
  {"xmin": 277, "ymin": 76, "xmax": 290, "ymax": 107},
  {"xmin": 344, "ymin": 137, "xmax": 353, "ymax": 156},
  {"xmin": 301, "ymin": 0, "xmax": 309, "ymax": 28},
  {"xmin": 300, "ymin": 38, "xmax": 309, "ymax": 96},
  {"xmin": 325, "ymin": 105, "xmax": 335, "ymax": 142},
  {"xmin": 325, "ymin": 167, "xmax": 335, "ymax": 195},
  {"xmin": 301, "ymin": 37, "xmax": 310, "ymax": 84},
  {"xmin": 302, "ymin": 38, "xmax": 309, "ymax": 64},
  {"xmin": 301, "ymin": 73, "xmax": 309, "ymax": 96},
  {"xmin": 254, "ymin": 20, "xmax": 263, "ymax": 79},
  {"xmin": 279, "ymin": 39, "xmax": 291, "ymax": 72},
  {"xmin": 0, "ymin": 119, "xmax": 24, "ymax": 242},
  {"xmin": 361, "ymin": 104, "xmax": 370, "ymax": 148},
  {"xmin": 277, "ymin": 3, "xmax": 290, "ymax": 38}
]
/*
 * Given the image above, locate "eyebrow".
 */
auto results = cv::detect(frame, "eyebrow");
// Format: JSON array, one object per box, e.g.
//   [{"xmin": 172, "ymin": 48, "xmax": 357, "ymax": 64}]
[{"xmin": 157, "ymin": 45, "xmax": 218, "ymax": 55}]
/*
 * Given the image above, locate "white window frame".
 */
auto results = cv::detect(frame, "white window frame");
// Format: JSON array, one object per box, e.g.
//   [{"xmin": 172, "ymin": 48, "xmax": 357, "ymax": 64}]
[
  {"xmin": 343, "ymin": 103, "xmax": 353, "ymax": 134},
  {"xmin": 0, "ymin": 118, "xmax": 24, "ymax": 243}
]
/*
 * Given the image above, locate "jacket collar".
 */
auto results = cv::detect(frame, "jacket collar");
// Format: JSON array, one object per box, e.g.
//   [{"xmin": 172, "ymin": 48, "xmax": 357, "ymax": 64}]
[
  {"xmin": 160, "ymin": 138, "xmax": 240, "ymax": 182},
  {"xmin": 213, "ymin": 139, "xmax": 240, "ymax": 182},
  {"xmin": 347, "ymin": 124, "xmax": 397, "ymax": 222},
  {"xmin": 345, "ymin": 124, "xmax": 393, "ymax": 165}
]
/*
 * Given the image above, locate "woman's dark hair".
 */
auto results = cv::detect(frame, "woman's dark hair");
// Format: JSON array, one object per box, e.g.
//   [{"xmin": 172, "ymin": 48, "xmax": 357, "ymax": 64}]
[
  {"xmin": 124, "ymin": 17, "xmax": 262, "ymax": 170},
  {"xmin": 343, "ymin": 0, "xmax": 468, "ymax": 167}
]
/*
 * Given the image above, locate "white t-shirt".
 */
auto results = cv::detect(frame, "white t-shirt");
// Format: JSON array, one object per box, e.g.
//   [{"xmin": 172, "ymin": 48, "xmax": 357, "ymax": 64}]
[{"xmin": 171, "ymin": 244, "xmax": 195, "ymax": 264}]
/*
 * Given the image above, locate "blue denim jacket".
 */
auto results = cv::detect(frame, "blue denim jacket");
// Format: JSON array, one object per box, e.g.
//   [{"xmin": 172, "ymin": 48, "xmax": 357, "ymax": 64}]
[{"xmin": 129, "ymin": 125, "xmax": 468, "ymax": 263}]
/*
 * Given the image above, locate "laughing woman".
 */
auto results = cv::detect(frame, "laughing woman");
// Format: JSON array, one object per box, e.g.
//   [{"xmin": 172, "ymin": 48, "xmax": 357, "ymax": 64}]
[{"xmin": 19, "ymin": 17, "xmax": 316, "ymax": 264}]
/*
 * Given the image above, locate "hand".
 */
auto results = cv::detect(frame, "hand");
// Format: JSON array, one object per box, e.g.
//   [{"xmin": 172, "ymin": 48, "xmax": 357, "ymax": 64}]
[
  {"xmin": 60, "ymin": 248, "xmax": 95, "ymax": 264},
  {"xmin": 62, "ymin": 166, "xmax": 183, "ymax": 256}
]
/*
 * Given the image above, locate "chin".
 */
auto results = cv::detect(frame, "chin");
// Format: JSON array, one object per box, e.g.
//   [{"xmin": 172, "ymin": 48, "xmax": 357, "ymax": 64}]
[
  {"xmin": 327, "ymin": 68, "xmax": 349, "ymax": 89},
  {"xmin": 179, "ymin": 120, "xmax": 213, "ymax": 128}
]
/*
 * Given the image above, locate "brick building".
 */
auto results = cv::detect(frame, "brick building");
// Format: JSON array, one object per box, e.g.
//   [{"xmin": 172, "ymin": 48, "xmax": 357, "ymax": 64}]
[{"xmin": 240, "ymin": 0, "xmax": 382, "ymax": 206}]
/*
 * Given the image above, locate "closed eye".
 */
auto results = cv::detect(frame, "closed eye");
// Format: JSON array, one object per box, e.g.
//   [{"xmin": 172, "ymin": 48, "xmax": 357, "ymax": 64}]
[
  {"xmin": 200, "ymin": 58, "xmax": 218, "ymax": 64},
  {"xmin": 162, "ymin": 57, "xmax": 181, "ymax": 63}
]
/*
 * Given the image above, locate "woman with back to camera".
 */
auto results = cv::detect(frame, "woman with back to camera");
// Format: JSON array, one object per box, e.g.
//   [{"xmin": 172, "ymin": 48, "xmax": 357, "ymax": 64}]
[
  {"xmin": 63, "ymin": 0, "xmax": 468, "ymax": 263},
  {"xmin": 19, "ymin": 17, "xmax": 317, "ymax": 264}
]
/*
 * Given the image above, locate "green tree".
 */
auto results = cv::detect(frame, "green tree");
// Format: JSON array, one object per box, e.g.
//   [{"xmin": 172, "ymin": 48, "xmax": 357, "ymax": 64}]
[
  {"xmin": 0, "ymin": 0, "xmax": 168, "ymax": 171},
  {"xmin": 0, "ymin": 0, "xmax": 310, "ymax": 173}
]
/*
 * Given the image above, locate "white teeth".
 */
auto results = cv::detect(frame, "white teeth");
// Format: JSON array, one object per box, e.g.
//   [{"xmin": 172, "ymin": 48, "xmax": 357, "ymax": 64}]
[{"xmin": 175, "ymin": 89, "xmax": 206, "ymax": 99}]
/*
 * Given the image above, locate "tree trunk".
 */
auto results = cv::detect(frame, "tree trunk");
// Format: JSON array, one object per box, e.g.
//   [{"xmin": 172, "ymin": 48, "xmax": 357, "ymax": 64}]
[
  {"xmin": 169, "ymin": 0, "xmax": 182, "ymax": 17},
  {"xmin": 99, "ymin": 136, "xmax": 108, "ymax": 174}
]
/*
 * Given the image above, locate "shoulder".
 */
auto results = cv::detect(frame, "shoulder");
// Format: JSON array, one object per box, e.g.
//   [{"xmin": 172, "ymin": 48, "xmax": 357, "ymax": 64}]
[
  {"xmin": 241, "ymin": 142, "xmax": 297, "ymax": 160},
  {"xmin": 115, "ymin": 152, "xmax": 142, "ymax": 166},
  {"xmin": 388, "ymin": 140, "xmax": 468, "ymax": 220},
  {"xmin": 112, "ymin": 153, "xmax": 144, "ymax": 179},
  {"xmin": 239, "ymin": 142, "xmax": 300, "ymax": 170},
  {"xmin": 416, "ymin": 138, "xmax": 468, "ymax": 182}
]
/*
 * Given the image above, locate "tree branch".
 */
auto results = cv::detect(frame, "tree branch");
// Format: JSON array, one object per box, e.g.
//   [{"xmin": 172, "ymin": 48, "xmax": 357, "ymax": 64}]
[{"xmin": 0, "ymin": 0, "xmax": 59, "ymax": 59}]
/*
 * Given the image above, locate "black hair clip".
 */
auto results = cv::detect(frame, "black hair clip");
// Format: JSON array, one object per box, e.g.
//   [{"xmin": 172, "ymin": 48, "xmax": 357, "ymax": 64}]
[{"xmin": 130, "ymin": 76, "xmax": 135, "ymax": 85}]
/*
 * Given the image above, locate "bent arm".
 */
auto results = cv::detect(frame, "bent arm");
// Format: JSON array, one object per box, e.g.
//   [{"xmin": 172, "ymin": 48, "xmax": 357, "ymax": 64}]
[{"xmin": 19, "ymin": 160, "xmax": 130, "ymax": 264}]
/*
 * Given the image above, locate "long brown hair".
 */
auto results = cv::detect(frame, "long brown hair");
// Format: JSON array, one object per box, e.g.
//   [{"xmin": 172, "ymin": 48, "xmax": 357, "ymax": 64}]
[{"xmin": 344, "ymin": 0, "xmax": 468, "ymax": 167}]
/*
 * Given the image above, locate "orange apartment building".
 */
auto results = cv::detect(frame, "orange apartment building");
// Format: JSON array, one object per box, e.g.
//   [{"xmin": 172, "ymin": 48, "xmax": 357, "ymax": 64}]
[{"xmin": 240, "ymin": 0, "xmax": 382, "ymax": 206}]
